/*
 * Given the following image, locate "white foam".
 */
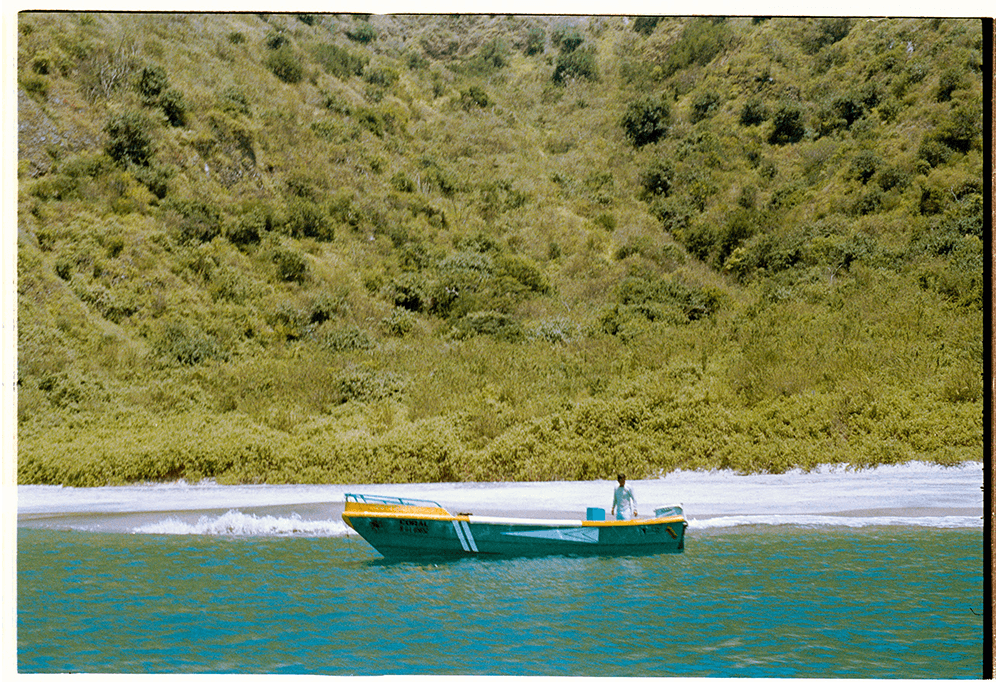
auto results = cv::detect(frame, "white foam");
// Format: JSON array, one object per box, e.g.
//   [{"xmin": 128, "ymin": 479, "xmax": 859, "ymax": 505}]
[
  {"xmin": 18, "ymin": 462, "xmax": 985, "ymax": 535},
  {"xmin": 131, "ymin": 510, "xmax": 354, "ymax": 537},
  {"xmin": 688, "ymin": 514, "xmax": 984, "ymax": 530}
]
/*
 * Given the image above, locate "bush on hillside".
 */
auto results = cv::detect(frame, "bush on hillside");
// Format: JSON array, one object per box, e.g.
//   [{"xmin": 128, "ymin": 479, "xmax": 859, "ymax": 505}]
[
  {"xmin": 472, "ymin": 38, "xmax": 509, "ymax": 72},
  {"xmin": 268, "ymin": 244, "xmax": 308, "ymax": 283},
  {"xmin": 265, "ymin": 47, "xmax": 303, "ymax": 84},
  {"xmin": 555, "ymin": 27, "xmax": 584, "ymax": 53},
  {"xmin": 638, "ymin": 158, "xmax": 675, "ymax": 198},
  {"xmin": 847, "ymin": 150, "xmax": 883, "ymax": 183},
  {"xmin": 312, "ymin": 43, "xmax": 368, "ymax": 79},
  {"xmin": 103, "ymin": 111, "xmax": 154, "ymax": 167},
  {"xmin": 660, "ymin": 17, "xmax": 732, "ymax": 77},
  {"xmin": 135, "ymin": 65, "xmax": 169, "ymax": 103},
  {"xmin": 690, "ymin": 90, "xmax": 721, "ymax": 123},
  {"xmin": 459, "ymin": 86, "xmax": 490, "ymax": 109},
  {"xmin": 552, "ymin": 47, "xmax": 598, "ymax": 84},
  {"xmin": 632, "ymin": 16, "xmax": 664, "ymax": 36},
  {"xmin": 346, "ymin": 21, "xmax": 377, "ymax": 44},
  {"xmin": 621, "ymin": 95, "xmax": 672, "ymax": 147},
  {"xmin": 265, "ymin": 30, "xmax": 289, "ymax": 50},
  {"xmin": 153, "ymin": 318, "xmax": 226, "ymax": 366},
  {"xmin": 159, "ymin": 88, "xmax": 187, "ymax": 127},
  {"xmin": 452, "ymin": 311, "xmax": 526, "ymax": 342},
  {"xmin": 739, "ymin": 98, "xmax": 769, "ymax": 126},
  {"xmin": 768, "ymin": 103, "xmax": 805, "ymax": 145},
  {"xmin": 801, "ymin": 18, "xmax": 853, "ymax": 54},
  {"xmin": 524, "ymin": 26, "xmax": 545, "ymax": 55}
]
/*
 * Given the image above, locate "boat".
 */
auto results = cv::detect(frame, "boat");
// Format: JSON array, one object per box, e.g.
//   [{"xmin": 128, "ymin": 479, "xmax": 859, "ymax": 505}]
[{"xmin": 341, "ymin": 493, "xmax": 687, "ymax": 559}]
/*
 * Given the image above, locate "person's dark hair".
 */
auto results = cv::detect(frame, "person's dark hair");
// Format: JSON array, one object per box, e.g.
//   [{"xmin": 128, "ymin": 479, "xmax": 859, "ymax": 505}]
[{"xmin": 617, "ymin": 473, "xmax": 626, "ymax": 481}]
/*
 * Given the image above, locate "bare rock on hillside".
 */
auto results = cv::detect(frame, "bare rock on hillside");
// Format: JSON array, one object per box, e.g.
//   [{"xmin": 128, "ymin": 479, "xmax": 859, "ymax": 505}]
[{"xmin": 18, "ymin": 87, "xmax": 101, "ymax": 178}]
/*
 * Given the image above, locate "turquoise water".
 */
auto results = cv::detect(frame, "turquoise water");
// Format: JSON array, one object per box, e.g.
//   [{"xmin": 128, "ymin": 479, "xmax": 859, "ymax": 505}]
[{"xmin": 18, "ymin": 525, "xmax": 984, "ymax": 677}]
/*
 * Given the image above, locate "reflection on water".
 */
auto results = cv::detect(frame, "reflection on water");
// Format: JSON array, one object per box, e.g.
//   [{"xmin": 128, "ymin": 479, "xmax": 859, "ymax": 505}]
[{"xmin": 18, "ymin": 527, "xmax": 984, "ymax": 677}]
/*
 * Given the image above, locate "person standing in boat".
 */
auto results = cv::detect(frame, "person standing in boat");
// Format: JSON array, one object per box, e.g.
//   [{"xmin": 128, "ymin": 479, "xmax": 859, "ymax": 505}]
[{"xmin": 611, "ymin": 474, "xmax": 638, "ymax": 520}]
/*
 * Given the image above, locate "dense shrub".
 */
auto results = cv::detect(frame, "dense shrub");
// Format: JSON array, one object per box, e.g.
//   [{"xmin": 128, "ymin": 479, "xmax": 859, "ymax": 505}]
[
  {"xmin": 363, "ymin": 66, "xmax": 399, "ymax": 89},
  {"xmin": 320, "ymin": 325, "xmax": 376, "ymax": 352},
  {"xmin": 632, "ymin": 16, "xmax": 664, "ymax": 36},
  {"xmin": 380, "ymin": 308, "xmax": 417, "ymax": 337},
  {"xmin": 936, "ymin": 67, "xmax": 965, "ymax": 101},
  {"xmin": 158, "ymin": 88, "xmax": 186, "ymax": 127},
  {"xmin": 384, "ymin": 273, "xmax": 427, "ymax": 312},
  {"xmin": 847, "ymin": 150, "xmax": 883, "ymax": 183},
  {"xmin": 459, "ymin": 85, "xmax": 491, "ymax": 109},
  {"xmin": 312, "ymin": 43, "xmax": 368, "ymax": 78},
  {"xmin": 473, "ymin": 38, "xmax": 509, "ymax": 72},
  {"xmin": 153, "ymin": 318, "xmax": 225, "ymax": 365},
  {"xmin": 282, "ymin": 198, "xmax": 332, "ymax": 240},
  {"xmin": 614, "ymin": 274, "xmax": 722, "ymax": 321},
  {"xmin": 938, "ymin": 104, "xmax": 982, "ymax": 153},
  {"xmin": 801, "ymin": 18, "xmax": 853, "ymax": 54},
  {"xmin": 135, "ymin": 65, "xmax": 169, "ymax": 102},
  {"xmin": 164, "ymin": 198, "xmax": 222, "ymax": 243},
  {"xmin": 553, "ymin": 26, "xmax": 585, "ymax": 54},
  {"xmin": 21, "ymin": 74, "xmax": 49, "ymax": 98},
  {"xmin": 621, "ymin": 95, "xmax": 672, "ymax": 147},
  {"xmin": 331, "ymin": 367, "xmax": 404, "ymax": 403},
  {"xmin": 873, "ymin": 165, "xmax": 912, "ymax": 192},
  {"xmin": 264, "ymin": 31, "xmax": 289, "ymax": 50},
  {"xmin": 850, "ymin": 188, "xmax": 885, "ymax": 216},
  {"xmin": 103, "ymin": 111, "xmax": 154, "ymax": 166},
  {"xmin": 524, "ymin": 26, "xmax": 545, "ymax": 55},
  {"xmin": 818, "ymin": 94, "xmax": 865, "ymax": 134},
  {"xmin": 552, "ymin": 47, "xmax": 598, "ymax": 84},
  {"xmin": 660, "ymin": 17, "xmax": 732, "ymax": 77},
  {"xmin": 453, "ymin": 311, "xmax": 526, "ymax": 342},
  {"xmin": 690, "ymin": 90, "xmax": 721, "ymax": 123},
  {"xmin": 265, "ymin": 47, "xmax": 303, "ymax": 84},
  {"xmin": 269, "ymin": 244, "xmax": 308, "ymax": 283},
  {"xmin": 739, "ymin": 98, "xmax": 769, "ymax": 126},
  {"xmin": 638, "ymin": 158, "xmax": 675, "ymax": 198},
  {"xmin": 917, "ymin": 136, "xmax": 953, "ymax": 167},
  {"xmin": 218, "ymin": 86, "xmax": 251, "ymax": 116},
  {"xmin": 346, "ymin": 21, "xmax": 377, "ymax": 44},
  {"xmin": 768, "ymin": 104, "xmax": 805, "ymax": 145}
]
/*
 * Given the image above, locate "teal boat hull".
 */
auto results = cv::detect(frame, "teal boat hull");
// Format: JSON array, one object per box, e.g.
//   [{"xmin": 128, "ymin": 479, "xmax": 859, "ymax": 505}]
[{"xmin": 342, "ymin": 495, "xmax": 686, "ymax": 559}]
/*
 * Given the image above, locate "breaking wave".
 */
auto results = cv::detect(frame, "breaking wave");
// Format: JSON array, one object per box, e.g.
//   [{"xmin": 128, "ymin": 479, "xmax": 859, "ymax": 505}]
[{"xmin": 132, "ymin": 510, "xmax": 355, "ymax": 537}]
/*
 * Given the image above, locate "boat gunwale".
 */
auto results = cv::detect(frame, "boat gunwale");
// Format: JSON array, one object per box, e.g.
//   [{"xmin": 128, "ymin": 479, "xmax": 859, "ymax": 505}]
[{"xmin": 342, "ymin": 507, "xmax": 685, "ymax": 528}]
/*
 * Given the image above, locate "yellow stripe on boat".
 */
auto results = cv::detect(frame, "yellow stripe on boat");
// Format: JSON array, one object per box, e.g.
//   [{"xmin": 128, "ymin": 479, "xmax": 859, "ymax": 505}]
[{"xmin": 343, "ymin": 500, "xmax": 454, "ymax": 519}]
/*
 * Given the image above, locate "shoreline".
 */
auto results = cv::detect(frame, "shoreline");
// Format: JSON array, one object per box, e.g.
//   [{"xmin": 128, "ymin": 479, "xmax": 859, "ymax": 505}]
[
  {"xmin": 17, "ymin": 503, "xmax": 985, "ymax": 535},
  {"xmin": 15, "ymin": 463, "xmax": 985, "ymax": 533}
]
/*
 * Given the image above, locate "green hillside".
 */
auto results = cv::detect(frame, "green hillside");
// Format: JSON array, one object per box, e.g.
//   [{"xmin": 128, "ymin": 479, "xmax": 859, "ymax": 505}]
[{"xmin": 17, "ymin": 14, "xmax": 985, "ymax": 486}]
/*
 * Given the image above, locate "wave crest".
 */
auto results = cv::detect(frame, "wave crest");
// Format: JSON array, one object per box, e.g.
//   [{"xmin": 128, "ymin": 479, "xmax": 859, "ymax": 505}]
[{"xmin": 132, "ymin": 510, "xmax": 354, "ymax": 537}]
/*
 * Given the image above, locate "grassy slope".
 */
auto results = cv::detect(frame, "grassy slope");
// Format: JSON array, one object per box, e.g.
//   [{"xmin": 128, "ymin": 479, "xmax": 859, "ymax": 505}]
[{"xmin": 16, "ymin": 14, "xmax": 984, "ymax": 485}]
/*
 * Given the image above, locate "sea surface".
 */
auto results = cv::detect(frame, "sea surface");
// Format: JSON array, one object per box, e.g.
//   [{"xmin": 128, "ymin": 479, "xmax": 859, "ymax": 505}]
[{"xmin": 15, "ymin": 463, "xmax": 987, "ymax": 677}]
